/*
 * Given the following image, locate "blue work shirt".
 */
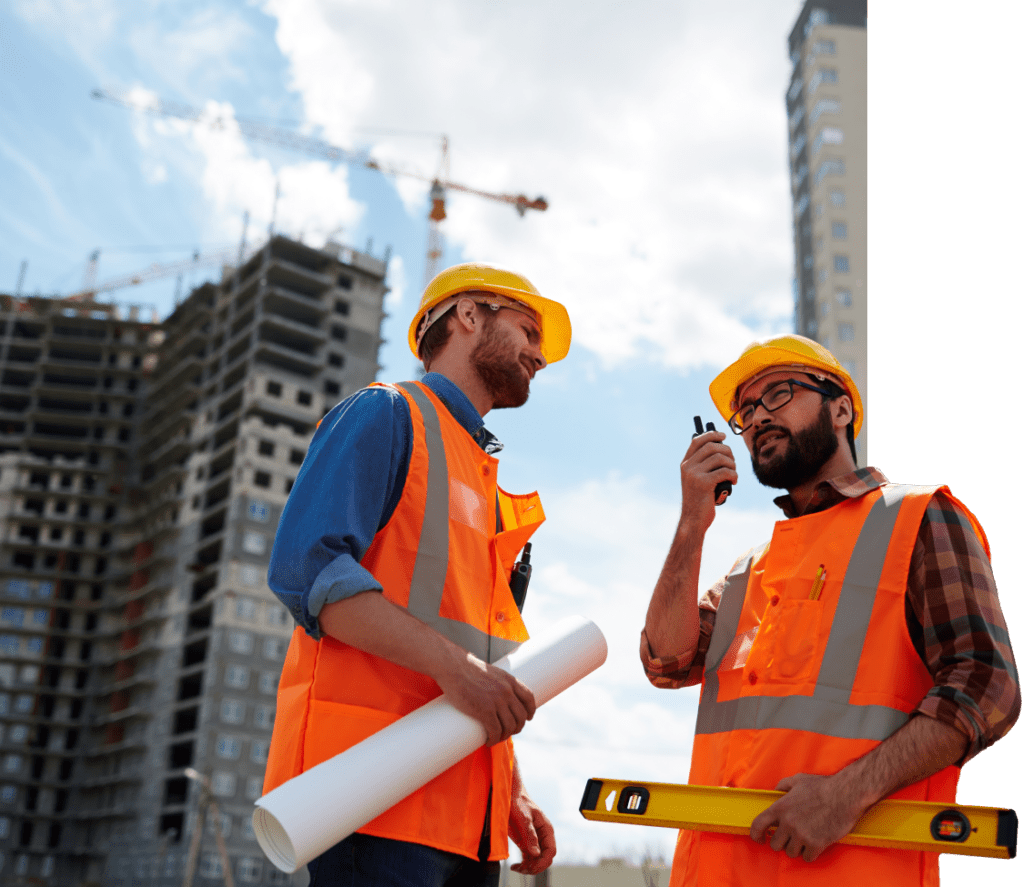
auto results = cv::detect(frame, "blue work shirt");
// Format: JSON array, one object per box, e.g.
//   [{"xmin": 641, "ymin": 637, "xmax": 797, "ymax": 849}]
[{"xmin": 267, "ymin": 372, "xmax": 503, "ymax": 639}]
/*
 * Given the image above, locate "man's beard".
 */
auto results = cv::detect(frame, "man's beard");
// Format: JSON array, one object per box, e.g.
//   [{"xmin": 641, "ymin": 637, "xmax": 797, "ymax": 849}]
[
  {"xmin": 470, "ymin": 316, "xmax": 531, "ymax": 409},
  {"xmin": 751, "ymin": 401, "xmax": 839, "ymax": 489}
]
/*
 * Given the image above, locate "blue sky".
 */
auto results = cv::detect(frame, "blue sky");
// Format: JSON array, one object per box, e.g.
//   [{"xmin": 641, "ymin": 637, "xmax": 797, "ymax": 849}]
[{"xmin": 3, "ymin": 1, "xmax": 1022, "ymax": 879}]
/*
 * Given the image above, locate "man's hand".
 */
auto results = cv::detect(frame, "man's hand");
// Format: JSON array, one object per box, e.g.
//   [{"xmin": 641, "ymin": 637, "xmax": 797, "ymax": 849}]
[
  {"xmin": 435, "ymin": 652, "xmax": 536, "ymax": 746},
  {"xmin": 509, "ymin": 772, "xmax": 556, "ymax": 874},
  {"xmin": 680, "ymin": 430, "xmax": 737, "ymax": 535},
  {"xmin": 749, "ymin": 772, "xmax": 866, "ymax": 863}
]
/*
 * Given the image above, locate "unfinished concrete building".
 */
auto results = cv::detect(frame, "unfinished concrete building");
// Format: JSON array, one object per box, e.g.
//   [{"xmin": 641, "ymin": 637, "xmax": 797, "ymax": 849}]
[{"xmin": 0, "ymin": 235, "xmax": 388, "ymax": 886}]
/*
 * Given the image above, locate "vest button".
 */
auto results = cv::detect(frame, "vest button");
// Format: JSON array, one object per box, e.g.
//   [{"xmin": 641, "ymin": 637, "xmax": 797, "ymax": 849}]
[
  {"xmin": 495, "ymin": 612, "xmax": 505, "ymax": 623},
  {"xmin": 771, "ymin": 595, "xmax": 780, "ymax": 606},
  {"xmin": 482, "ymin": 465, "xmax": 491, "ymax": 476},
  {"xmin": 748, "ymin": 672, "xmax": 757, "ymax": 684}
]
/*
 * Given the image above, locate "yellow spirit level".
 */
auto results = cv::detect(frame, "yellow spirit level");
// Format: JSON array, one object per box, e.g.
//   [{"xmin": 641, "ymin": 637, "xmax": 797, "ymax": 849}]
[{"xmin": 579, "ymin": 778, "xmax": 1017, "ymax": 860}]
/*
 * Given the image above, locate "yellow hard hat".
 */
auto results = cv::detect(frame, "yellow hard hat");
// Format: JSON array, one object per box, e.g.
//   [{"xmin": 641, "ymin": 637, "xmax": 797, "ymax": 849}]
[
  {"xmin": 709, "ymin": 334, "xmax": 863, "ymax": 437},
  {"xmin": 407, "ymin": 263, "xmax": 571, "ymax": 364}
]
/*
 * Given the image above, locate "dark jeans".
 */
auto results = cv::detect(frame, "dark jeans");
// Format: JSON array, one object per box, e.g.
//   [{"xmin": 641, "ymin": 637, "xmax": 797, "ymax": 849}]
[{"xmin": 307, "ymin": 833, "xmax": 501, "ymax": 887}]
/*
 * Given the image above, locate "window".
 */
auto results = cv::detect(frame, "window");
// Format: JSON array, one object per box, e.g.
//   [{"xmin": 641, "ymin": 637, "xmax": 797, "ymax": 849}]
[
  {"xmin": 238, "ymin": 857, "xmax": 264, "ymax": 883},
  {"xmin": 212, "ymin": 771, "xmax": 236, "ymax": 797},
  {"xmin": 36, "ymin": 582, "xmax": 53, "ymax": 599},
  {"xmin": 216, "ymin": 735, "xmax": 241, "ymax": 760},
  {"xmin": 327, "ymin": 352, "xmax": 344, "ymax": 368},
  {"xmin": 255, "ymin": 705, "xmax": 275, "ymax": 730},
  {"xmin": 259, "ymin": 672, "xmax": 278, "ymax": 695},
  {"xmin": 225, "ymin": 665, "xmax": 250, "ymax": 689},
  {"xmin": 809, "ymin": 98, "xmax": 841, "ymax": 125},
  {"xmin": 266, "ymin": 381, "xmax": 282, "ymax": 397},
  {"xmin": 0, "ymin": 637, "xmax": 18, "ymax": 655},
  {"xmin": 812, "ymin": 39, "xmax": 836, "ymax": 55},
  {"xmin": 820, "ymin": 300, "xmax": 830, "ymax": 318},
  {"xmin": 228, "ymin": 631, "xmax": 254, "ymax": 655},
  {"xmin": 246, "ymin": 777, "xmax": 264, "ymax": 800},
  {"xmin": 833, "ymin": 255, "xmax": 850, "ymax": 273},
  {"xmin": 0, "ymin": 817, "xmax": 8, "ymax": 838},
  {"xmin": 199, "ymin": 853, "xmax": 224, "ymax": 878},
  {"xmin": 257, "ymin": 440, "xmax": 274, "ymax": 457},
  {"xmin": 6, "ymin": 581, "xmax": 30, "ymax": 600},
  {"xmin": 787, "ymin": 76, "xmax": 803, "ymax": 102},
  {"xmin": 289, "ymin": 449, "xmax": 304, "ymax": 466},
  {"xmin": 808, "ymin": 67, "xmax": 838, "ymax": 95},
  {"xmin": 789, "ymin": 132, "xmax": 806, "ymax": 158},
  {"xmin": 220, "ymin": 699, "xmax": 245, "ymax": 725},
  {"xmin": 330, "ymin": 325, "xmax": 347, "ymax": 342},
  {"xmin": 829, "ymin": 189, "xmax": 846, "ymax": 207},
  {"xmin": 254, "ymin": 472, "xmax": 271, "ymax": 488},
  {"xmin": 3, "ymin": 756, "xmax": 21, "ymax": 773},
  {"xmin": 839, "ymin": 322, "xmax": 855, "ymax": 342},
  {"xmin": 324, "ymin": 380, "xmax": 340, "ymax": 396},
  {"xmin": 247, "ymin": 499, "xmax": 269, "ymax": 523},
  {"xmin": 333, "ymin": 299, "xmax": 350, "ymax": 315},
  {"xmin": 0, "ymin": 786, "xmax": 15, "ymax": 803},
  {"xmin": 0, "ymin": 609, "xmax": 24, "ymax": 628},
  {"xmin": 812, "ymin": 126, "xmax": 844, "ymax": 154},
  {"xmin": 0, "ymin": 696, "xmax": 7, "ymax": 715},
  {"xmin": 831, "ymin": 222, "xmax": 847, "ymax": 239},
  {"xmin": 242, "ymin": 532, "xmax": 266, "ymax": 556},
  {"xmin": 266, "ymin": 605, "xmax": 288, "ymax": 627},
  {"xmin": 236, "ymin": 598, "xmax": 257, "ymax": 621},
  {"xmin": 337, "ymin": 274, "xmax": 353, "ymax": 291},
  {"xmin": 240, "ymin": 566, "xmax": 262, "ymax": 587},
  {"xmin": 263, "ymin": 637, "xmax": 284, "ymax": 661},
  {"xmin": 835, "ymin": 289, "xmax": 852, "ymax": 307},
  {"xmin": 251, "ymin": 739, "xmax": 269, "ymax": 764},
  {"xmin": 285, "ymin": 478, "xmax": 294, "ymax": 494},
  {"xmin": 818, "ymin": 268, "xmax": 829, "ymax": 283},
  {"xmin": 814, "ymin": 160, "xmax": 845, "ymax": 186},
  {"xmin": 296, "ymin": 390, "xmax": 312, "ymax": 406},
  {"xmin": 841, "ymin": 357, "xmax": 857, "ymax": 377}
]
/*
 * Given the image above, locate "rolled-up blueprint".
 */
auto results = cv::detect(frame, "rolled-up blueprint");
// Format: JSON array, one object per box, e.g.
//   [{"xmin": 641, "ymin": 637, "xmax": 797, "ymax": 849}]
[{"xmin": 253, "ymin": 615, "xmax": 607, "ymax": 873}]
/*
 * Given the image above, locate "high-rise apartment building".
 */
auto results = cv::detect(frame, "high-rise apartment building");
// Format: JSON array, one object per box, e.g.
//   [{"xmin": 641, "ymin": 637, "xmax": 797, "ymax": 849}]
[
  {"xmin": 786, "ymin": 0, "xmax": 867, "ymax": 458},
  {"xmin": 0, "ymin": 235, "xmax": 388, "ymax": 886}
]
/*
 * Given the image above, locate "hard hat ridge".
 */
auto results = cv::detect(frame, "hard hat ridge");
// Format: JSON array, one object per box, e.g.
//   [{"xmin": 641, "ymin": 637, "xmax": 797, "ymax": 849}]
[{"xmin": 709, "ymin": 334, "xmax": 863, "ymax": 437}]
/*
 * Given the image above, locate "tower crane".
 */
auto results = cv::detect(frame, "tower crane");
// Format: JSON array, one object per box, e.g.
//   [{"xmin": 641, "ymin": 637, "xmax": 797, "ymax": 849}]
[
  {"xmin": 91, "ymin": 88, "xmax": 549, "ymax": 283},
  {"xmin": 66, "ymin": 248, "xmax": 241, "ymax": 302}
]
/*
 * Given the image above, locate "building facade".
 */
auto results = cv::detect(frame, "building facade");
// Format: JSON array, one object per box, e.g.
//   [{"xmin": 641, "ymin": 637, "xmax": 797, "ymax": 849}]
[
  {"xmin": 0, "ymin": 235, "xmax": 388, "ymax": 886},
  {"xmin": 786, "ymin": 0, "xmax": 867, "ymax": 459}
]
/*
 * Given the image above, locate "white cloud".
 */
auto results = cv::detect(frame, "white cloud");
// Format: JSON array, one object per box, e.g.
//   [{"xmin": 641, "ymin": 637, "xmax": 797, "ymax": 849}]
[{"xmin": 258, "ymin": 0, "xmax": 804, "ymax": 372}]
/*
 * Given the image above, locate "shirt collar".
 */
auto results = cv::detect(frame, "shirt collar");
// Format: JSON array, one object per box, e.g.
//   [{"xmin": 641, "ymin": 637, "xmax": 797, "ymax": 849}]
[
  {"xmin": 420, "ymin": 372, "xmax": 504, "ymax": 455},
  {"xmin": 773, "ymin": 466, "xmax": 889, "ymax": 518}
]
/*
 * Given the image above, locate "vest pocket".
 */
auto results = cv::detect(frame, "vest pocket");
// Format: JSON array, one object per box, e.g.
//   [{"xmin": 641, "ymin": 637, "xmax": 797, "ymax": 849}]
[{"xmin": 767, "ymin": 599, "xmax": 821, "ymax": 682}]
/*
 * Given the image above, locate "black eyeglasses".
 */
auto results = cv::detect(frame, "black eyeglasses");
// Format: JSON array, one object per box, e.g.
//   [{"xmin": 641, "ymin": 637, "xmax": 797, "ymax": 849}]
[{"xmin": 728, "ymin": 379, "xmax": 836, "ymax": 434}]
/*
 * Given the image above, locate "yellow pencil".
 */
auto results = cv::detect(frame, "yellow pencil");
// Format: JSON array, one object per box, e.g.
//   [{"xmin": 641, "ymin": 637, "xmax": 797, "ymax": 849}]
[{"xmin": 809, "ymin": 565, "xmax": 827, "ymax": 600}]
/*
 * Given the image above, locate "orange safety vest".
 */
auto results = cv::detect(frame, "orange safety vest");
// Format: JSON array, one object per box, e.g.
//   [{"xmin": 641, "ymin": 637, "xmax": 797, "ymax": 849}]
[
  {"xmin": 263, "ymin": 381, "xmax": 545, "ymax": 860},
  {"xmin": 671, "ymin": 483, "xmax": 990, "ymax": 887}
]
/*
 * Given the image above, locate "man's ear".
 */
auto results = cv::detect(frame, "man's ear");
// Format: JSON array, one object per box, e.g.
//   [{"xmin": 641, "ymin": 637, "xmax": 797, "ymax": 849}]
[
  {"xmin": 452, "ymin": 297, "xmax": 480, "ymax": 334},
  {"xmin": 832, "ymin": 394, "xmax": 854, "ymax": 430}
]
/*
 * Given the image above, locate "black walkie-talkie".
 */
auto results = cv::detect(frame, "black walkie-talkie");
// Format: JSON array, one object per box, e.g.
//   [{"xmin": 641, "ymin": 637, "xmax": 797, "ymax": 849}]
[
  {"xmin": 693, "ymin": 416, "xmax": 732, "ymax": 505},
  {"xmin": 510, "ymin": 542, "xmax": 532, "ymax": 613}
]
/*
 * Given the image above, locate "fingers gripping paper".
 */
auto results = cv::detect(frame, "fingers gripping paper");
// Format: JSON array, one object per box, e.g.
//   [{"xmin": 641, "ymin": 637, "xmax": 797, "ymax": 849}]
[{"xmin": 252, "ymin": 615, "xmax": 608, "ymax": 873}]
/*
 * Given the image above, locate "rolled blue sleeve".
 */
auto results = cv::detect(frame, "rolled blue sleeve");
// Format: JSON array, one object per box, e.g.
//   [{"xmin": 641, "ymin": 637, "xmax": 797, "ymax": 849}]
[{"xmin": 267, "ymin": 386, "xmax": 411, "ymax": 639}]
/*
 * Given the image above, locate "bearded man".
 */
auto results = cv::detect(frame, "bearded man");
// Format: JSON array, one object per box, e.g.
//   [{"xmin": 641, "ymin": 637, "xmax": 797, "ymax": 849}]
[
  {"xmin": 264, "ymin": 264, "xmax": 571, "ymax": 887},
  {"xmin": 641, "ymin": 335, "xmax": 1019, "ymax": 887}
]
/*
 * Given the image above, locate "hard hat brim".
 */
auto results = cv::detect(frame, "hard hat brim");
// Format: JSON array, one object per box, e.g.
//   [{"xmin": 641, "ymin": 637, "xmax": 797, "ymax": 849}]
[
  {"xmin": 710, "ymin": 341, "xmax": 863, "ymax": 438},
  {"xmin": 408, "ymin": 265, "xmax": 571, "ymax": 364}
]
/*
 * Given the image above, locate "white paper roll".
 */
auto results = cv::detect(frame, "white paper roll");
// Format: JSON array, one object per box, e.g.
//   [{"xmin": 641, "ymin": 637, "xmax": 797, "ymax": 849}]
[{"xmin": 252, "ymin": 615, "xmax": 607, "ymax": 873}]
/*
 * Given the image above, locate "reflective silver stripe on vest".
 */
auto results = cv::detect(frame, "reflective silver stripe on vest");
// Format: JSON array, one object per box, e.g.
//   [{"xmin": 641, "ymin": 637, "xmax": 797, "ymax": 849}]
[
  {"xmin": 396, "ymin": 383, "xmax": 520, "ymax": 664},
  {"xmin": 695, "ymin": 485, "xmax": 921, "ymax": 740}
]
